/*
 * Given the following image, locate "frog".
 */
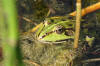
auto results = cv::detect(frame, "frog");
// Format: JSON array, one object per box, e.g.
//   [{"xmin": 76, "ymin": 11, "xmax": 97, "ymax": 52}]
[
  {"xmin": 34, "ymin": 16, "xmax": 81, "ymax": 66},
  {"xmin": 36, "ymin": 16, "xmax": 75, "ymax": 44},
  {"xmin": 33, "ymin": 16, "xmax": 95, "ymax": 66}
]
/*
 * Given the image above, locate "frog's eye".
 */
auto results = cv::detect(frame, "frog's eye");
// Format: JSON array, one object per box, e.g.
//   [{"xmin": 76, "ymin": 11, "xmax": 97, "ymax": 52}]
[{"xmin": 55, "ymin": 25, "xmax": 65, "ymax": 34}]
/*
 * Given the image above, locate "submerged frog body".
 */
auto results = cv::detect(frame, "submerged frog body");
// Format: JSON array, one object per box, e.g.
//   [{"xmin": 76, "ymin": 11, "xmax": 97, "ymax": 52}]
[
  {"xmin": 20, "ymin": 16, "xmax": 95, "ymax": 66},
  {"xmin": 31, "ymin": 16, "xmax": 84, "ymax": 66},
  {"xmin": 21, "ymin": 33, "xmax": 83, "ymax": 66}
]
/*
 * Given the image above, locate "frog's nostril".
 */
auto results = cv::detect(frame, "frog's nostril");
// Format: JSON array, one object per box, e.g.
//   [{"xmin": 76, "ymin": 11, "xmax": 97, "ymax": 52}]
[{"xmin": 39, "ymin": 36, "xmax": 43, "ymax": 39}]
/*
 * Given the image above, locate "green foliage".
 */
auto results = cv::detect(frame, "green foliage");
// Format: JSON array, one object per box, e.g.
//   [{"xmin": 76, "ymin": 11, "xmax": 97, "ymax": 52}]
[{"xmin": 0, "ymin": 0, "xmax": 23, "ymax": 66}]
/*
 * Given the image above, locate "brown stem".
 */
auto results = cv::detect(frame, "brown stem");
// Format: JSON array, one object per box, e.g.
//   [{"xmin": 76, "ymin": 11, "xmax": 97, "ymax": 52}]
[
  {"xmin": 82, "ymin": 58, "xmax": 100, "ymax": 63},
  {"xmin": 70, "ymin": 2, "xmax": 100, "ymax": 16},
  {"xmin": 74, "ymin": 0, "xmax": 81, "ymax": 48}
]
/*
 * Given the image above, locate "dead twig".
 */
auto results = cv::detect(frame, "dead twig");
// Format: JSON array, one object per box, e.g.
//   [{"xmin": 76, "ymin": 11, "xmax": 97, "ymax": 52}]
[
  {"xmin": 23, "ymin": 59, "xmax": 40, "ymax": 66},
  {"xmin": 20, "ymin": 16, "xmax": 37, "ymax": 26},
  {"xmin": 70, "ymin": 2, "xmax": 100, "ymax": 16},
  {"xmin": 82, "ymin": 58, "xmax": 100, "ymax": 63}
]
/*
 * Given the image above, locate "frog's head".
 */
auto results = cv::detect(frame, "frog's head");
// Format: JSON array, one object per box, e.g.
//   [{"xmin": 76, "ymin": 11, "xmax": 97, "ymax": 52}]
[{"xmin": 36, "ymin": 17, "xmax": 75, "ymax": 43}]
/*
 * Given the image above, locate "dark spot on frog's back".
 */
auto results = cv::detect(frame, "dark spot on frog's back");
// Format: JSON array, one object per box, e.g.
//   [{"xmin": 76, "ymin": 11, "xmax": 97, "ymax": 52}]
[
  {"xmin": 50, "ymin": 19, "xmax": 54, "ymax": 22},
  {"xmin": 67, "ymin": 16, "xmax": 73, "ymax": 19},
  {"xmin": 61, "ymin": 19, "xmax": 66, "ymax": 21},
  {"xmin": 68, "ymin": 24, "xmax": 73, "ymax": 26},
  {"xmin": 65, "ymin": 30, "xmax": 74, "ymax": 36}
]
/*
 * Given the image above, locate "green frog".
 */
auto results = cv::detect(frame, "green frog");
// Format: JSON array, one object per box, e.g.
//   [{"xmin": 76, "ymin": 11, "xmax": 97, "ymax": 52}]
[
  {"xmin": 21, "ymin": 16, "xmax": 95, "ymax": 66},
  {"xmin": 36, "ymin": 16, "xmax": 95, "ymax": 45},
  {"xmin": 36, "ymin": 16, "xmax": 75, "ymax": 44},
  {"xmin": 34, "ymin": 16, "xmax": 95, "ymax": 65},
  {"xmin": 33, "ymin": 16, "xmax": 83, "ymax": 66}
]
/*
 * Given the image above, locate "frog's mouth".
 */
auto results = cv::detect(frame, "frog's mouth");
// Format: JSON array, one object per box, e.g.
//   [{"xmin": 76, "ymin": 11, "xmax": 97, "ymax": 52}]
[{"xmin": 38, "ymin": 38, "xmax": 74, "ymax": 44}]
